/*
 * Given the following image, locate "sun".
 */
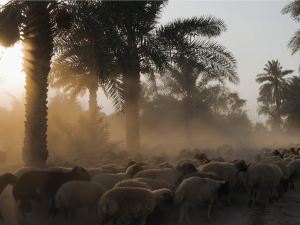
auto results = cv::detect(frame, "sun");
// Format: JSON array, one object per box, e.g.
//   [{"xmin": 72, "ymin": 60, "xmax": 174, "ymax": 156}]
[{"xmin": 0, "ymin": 43, "xmax": 25, "ymax": 109}]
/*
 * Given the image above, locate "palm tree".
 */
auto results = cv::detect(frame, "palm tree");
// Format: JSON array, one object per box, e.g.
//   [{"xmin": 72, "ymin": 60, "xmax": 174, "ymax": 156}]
[
  {"xmin": 100, "ymin": 1, "xmax": 168, "ymax": 151},
  {"xmin": 157, "ymin": 17, "xmax": 238, "ymax": 144},
  {"xmin": 0, "ymin": 1, "xmax": 72, "ymax": 166},
  {"xmin": 52, "ymin": 1, "xmax": 124, "ymax": 115},
  {"xmin": 282, "ymin": 75, "xmax": 300, "ymax": 131},
  {"xmin": 256, "ymin": 60, "xmax": 293, "ymax": 130},
  {"xmin": 50, "ymin": 62, "xmax": 100, "ymax": 115},
  {"xmin": 282, "ymin": 0, "xmax": 300, "ymax": 55}
]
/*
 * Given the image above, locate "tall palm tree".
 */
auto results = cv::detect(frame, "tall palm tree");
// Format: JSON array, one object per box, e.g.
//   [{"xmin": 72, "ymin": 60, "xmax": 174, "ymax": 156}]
[
  {"xmin": 256, "ymin": 60, "xmax": 293, "ymax": 130},
  {"xmin": 282, "ymin": 0, "xmax": 300, "ymax": 55},
  {"xmin": 157, "ymin": 17, "xmax": 238, "ymax": 144},
  {"xmin": 100, "ymin": 1, "xmax": 168, "ymax": 151},
  {"xmin": 0, "ymin": 1, "xmax": 71, "ymax": 166}
]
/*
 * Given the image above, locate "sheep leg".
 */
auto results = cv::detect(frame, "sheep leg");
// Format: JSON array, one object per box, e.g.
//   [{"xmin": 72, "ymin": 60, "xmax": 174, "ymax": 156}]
[
  {"xmin": 0, "ymin": 210, "xmax": 3, "ymax": 221},
  {"xmin": 179, "ymin": 202, "xmax": 191, "ymax": 225},
  {"xmin": 139, "ymin": 218, "xmax": 147, "ymax": 225},
  {"xmin": 248, "ymin": 187, "xmax": 254, "ymax": 207},
  {"xmin": 208, "ymin": 197, "xmax": 216, "ymax": 219},
  {"xmin": 48, "ymin": 198, "xmax": 57, "ymax": 218}
]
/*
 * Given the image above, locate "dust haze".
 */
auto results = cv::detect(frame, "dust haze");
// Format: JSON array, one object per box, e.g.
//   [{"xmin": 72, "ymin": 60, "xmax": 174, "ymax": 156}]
[{"xmin": 0, "ymin": 90, "xmax": 299, "ymax": 164}]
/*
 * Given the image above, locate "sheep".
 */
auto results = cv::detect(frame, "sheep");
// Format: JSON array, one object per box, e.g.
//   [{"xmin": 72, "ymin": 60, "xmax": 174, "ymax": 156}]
[
  {"xmin": 287, "ymin": 159, "xmax": 300, "ymax": 188},
  {"xmin": 53, "ymin": 181, "xmax": 105, "ymax": 219},
  {"xmin": 92, "ymin": 164, "xmax": 143, "ymax": 190},
  {"xmin": 247, "ymin": 163, "xmax": 284, "ymax": 206},
  {"xmin": 134, "ymin": 162, "xmax": 197, "ymax": 187},
  {"xmin": 184, "ymin": 171, "xmax": 222, "ymax": 180},
  {"xmin": 158, "ymin": 162, "xmax": 173, "ymax": 169},
  {"xmin": 114, "ymin": 179, "xmax": 152, "ymax": 189},
  {"xmin": 198, "ymin": 160, "xmax": 248, "ymax": 191},
  {"xmin": 175, "ymin": 177, "xmax": 226, "ymax": 224},
  {"xmin": 0, "ymin": 173, "xmax": 16, "ymax": 194},
  {"xmin": 14, "ymin": 166, "xmax": 39, "ymax": 178},
  {"xmin": 13, "ymin": 166, "xmax": 90, "ymax": 213},
  {"xmin": 135, "ymin": 178, "xmax": 174, "ymax": 190},
  {"xmin": 87, "ymin": 168, "xmax": 109, "ymax": 177},
  {"xmin": 48, "ymin": 167, "xmax": 72, "ymax": 173},
  {"xmin": 98, "ymin": 187, "xmax": 172, "ymax": 225},
  {"xmin": 0, "ymin": 173, "xmax": 17, "ymax": 221}
]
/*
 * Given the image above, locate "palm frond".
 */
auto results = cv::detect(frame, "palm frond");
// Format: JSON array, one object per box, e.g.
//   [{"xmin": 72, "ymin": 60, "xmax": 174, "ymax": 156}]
[
  {"xmin": 288, "ymin": 29, "xmax": 300, "ymax": 54},
  {"xmin": 0, "ymin": 0, "xmax": 22, "ymax": 47},
  {"xmin": 282, "ymin": 0, "xmax": 300, "ymax": 21},
  {"xmin": 157, "ymin": 16, "xmax": 226, "ymax": 41}
]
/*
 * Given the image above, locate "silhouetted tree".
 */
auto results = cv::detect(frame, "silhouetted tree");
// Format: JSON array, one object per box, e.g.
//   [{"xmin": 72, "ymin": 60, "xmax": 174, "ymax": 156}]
[
  {"xmin": 282, "ymin": 75, "xmax": 300, "ymax": 131},
  {"xmin": 0, "ymin": 1, "xmax": 72, "ymax": 166},
  {"xmin": 156, "ymin": 17, "xmax": 238, "ymax": 144},
  {"xmin": 282, "ymin": 0, "xmax": 300, "ymax": 56},
  {"xmin": 256, "ymin": 60, "xmax": 293, "ymax": 130},
  {"xmin": 51, "ymin": 1, "xmax": 124, "ymax": 115},
  {"xmin": 101, "ymin": 1, "xmax": 168, "ymax": 151}
]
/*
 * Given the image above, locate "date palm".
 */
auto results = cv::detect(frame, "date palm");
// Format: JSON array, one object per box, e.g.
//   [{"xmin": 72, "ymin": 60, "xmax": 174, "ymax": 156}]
[
  {"xmin": 157, "ymin": 17, "xmax": 238, "ymax": 144},
  {"xmin": 256, "ymin": 60, "xmax": 293, "ymax": 130},
  {"xmin": 51, "ymin": 0, "xmax": 124, "ymax": 121},
  {"xmin": 0, "ymin": 1, "xmax": 71, "ymax": 166},
  {"xmin": 100, "ymin": 1, "xmax": 168, "ymax": 151}
]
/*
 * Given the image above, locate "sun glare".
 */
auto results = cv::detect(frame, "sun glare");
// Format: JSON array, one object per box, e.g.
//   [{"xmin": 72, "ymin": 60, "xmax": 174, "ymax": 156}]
[{"xmin": 0, "ymin": 43, "xmax": 25, "ymax": 109}]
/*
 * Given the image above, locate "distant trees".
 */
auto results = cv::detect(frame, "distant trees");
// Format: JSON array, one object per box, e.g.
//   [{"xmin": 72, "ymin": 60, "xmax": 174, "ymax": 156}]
[
  {"xmin": 282, "ymin": 76, "xmax": 300, "ymax": 132},
  {"xmin": 140, "ymin": 82, "xmax": 251, "ymax": 148},
  {"xmin": 256, "ymin": 60, "xmax": 293, "ymax": 130}
]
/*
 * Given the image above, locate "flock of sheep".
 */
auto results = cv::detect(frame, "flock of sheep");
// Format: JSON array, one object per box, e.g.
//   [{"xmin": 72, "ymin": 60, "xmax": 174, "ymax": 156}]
[{"xmin": 0, "ymin": 146, "xmax": 299, "ymax": 225}]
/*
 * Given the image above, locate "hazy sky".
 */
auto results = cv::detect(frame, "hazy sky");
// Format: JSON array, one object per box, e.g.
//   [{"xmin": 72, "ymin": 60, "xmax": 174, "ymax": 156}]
[{"xmin": 0, "ymin": 1, "xmax": 299, "ymax": 123}]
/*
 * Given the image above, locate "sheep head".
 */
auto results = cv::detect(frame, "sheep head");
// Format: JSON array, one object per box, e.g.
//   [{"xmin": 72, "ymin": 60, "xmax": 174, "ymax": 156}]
[
  {"xmin": 153, "ymin": 188, "xmax": 173, "ymax": 204},
  {"xmin": 70, "ymin": 166, "xmax": 91, "ymax": 181},
  {"xmin": 125, "ymin": 164, "xmax": 143, "ymax": 177},
  {"xmin": 176, "ymin": 162, "xmax": 197, "ymax": 176},
  {"xmin": 233, "ymin": 160, "xmax": 248, "ymax": 173}
]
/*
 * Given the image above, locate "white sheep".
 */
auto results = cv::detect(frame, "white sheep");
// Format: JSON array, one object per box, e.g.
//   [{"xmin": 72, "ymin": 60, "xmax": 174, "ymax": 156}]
[
  {"xmin": 92, "ymin": 164, "xmax": 143, "ymax": 190},
  {"xmin": 97, "ymin": 187, "xmax": 172, "ymax": 225},
  {"xmin": 54, "ymin": 180, "xmax": 105, "ymax": 219},
  {"xmin": 247, "ymin": 162, "xmax": 284, "ymax": 206},
  {"xmin": 175, "ymin": 177, "xmax": 226, "ymax": 224},
  {"xmin": 134, "ymin": 162, "xmax": 197, "ymax": 187}
]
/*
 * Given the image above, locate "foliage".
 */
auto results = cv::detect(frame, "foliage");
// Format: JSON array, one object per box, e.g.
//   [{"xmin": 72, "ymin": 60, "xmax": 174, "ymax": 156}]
[
  {"xmin": 282, "ymin": 0, "xmax": 300, "ymax": 55},
  {"xmin": 282, "ymin": 76, "xmax": 300, "ymax": 132},
  {"xmin": 51, "ymin": 1, "xmax": 124, "ymax": 112},
  {"xmin": 47, "ymin": 94, "xmax": 109, "ymax": 159},
  {"xmin": 256, "ymin": 60, "xmax": 293, "ymax": 129}
]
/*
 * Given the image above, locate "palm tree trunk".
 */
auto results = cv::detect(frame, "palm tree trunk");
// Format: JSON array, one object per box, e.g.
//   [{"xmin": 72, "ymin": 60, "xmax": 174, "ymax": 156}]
[
  {"xmin": 22, "ymin": 3, "xmax": 53, "ymax": 167},
  {"xmin": 184, "ymin": 95, "xmax": 192, "ymax": 147},
  {"xmin": 123, "ymin": 34, "xmax": 141, "ymax": 152},
  {"xmin": 88, "ymin": 85, "xmax": 98, "ymax": 115},
  {"xmin": 88, "ymin": 85, "xmax": 98, "ymax": 151},
  {"xmin": 274, "ymin": 79, "xmax": 281, "ymax": 130},
  {"xmin": 124, "ymin": 72, "xmax": 141, "ymax": 152}
]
